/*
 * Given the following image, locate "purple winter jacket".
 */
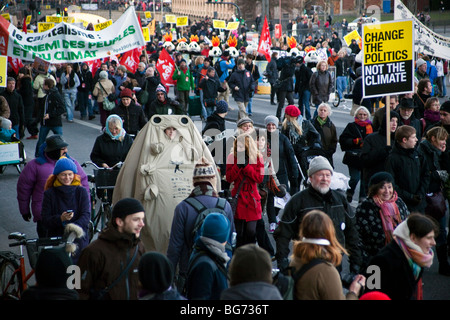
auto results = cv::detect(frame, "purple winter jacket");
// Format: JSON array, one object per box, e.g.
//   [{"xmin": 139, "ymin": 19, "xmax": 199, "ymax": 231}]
[{"xmin": 17, "ymin": 144, "xmax": 90, "ymax": 222}]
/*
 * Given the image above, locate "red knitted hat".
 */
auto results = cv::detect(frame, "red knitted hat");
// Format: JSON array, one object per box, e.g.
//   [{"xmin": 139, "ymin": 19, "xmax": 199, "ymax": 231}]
[
  {"xmin": 285, "ymin": 105, "xmax": 301, "ymax": 117},
  {"xmin": 359, "ymin": 291, "xmax": 391, "ymax": 300},
  {"xmin": 120, "ymin": 88, "xmax": 133, "ymax": 99}
]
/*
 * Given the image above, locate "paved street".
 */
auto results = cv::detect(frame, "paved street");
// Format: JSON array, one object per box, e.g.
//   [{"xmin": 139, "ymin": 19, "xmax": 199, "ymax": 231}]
[{"xmin": 1, "ymin": 91, "xmax": 449, "ymax": 299}]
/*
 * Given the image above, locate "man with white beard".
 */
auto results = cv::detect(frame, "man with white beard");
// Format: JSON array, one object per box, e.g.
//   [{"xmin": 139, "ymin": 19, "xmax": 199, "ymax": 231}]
[{"xmin": 274, "ymin": 156, "xmax": 362, "ymax": 276}]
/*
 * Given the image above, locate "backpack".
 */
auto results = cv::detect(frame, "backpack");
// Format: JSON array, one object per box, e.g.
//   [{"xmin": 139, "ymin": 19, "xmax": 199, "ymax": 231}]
[
  {"xmin": 214, "ymin": 59, "xmax": 224, "ymax": 78},
  {"xmin": 184, "ymin": 197, "xmax": 228, "ymax": 247},
  {"xmin": 272, "ymin": 258, "xmax": 325, "ymax": 300}
]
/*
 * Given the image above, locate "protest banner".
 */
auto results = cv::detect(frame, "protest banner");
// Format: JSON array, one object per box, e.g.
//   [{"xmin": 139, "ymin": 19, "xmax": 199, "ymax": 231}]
[
  {"xmin": 394, "ymin": 0, "xmax": 450, "ymax": 60},
  {"xmin": 362, "ymin": 19, "xmax": 414, "ymax": 98},
  {"xmin": 0, "ymin": 6, "xmax": 145, "ymax": 63}
]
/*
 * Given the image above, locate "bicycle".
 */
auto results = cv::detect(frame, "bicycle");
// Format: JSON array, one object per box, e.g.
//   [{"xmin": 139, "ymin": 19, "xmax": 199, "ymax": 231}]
[
  {"xmin": 0, "ymin": 223, "xmax": 83, "ymax": 300},
  {"xmin": 81, "ymin": 161, "xmax": 123, "ymax": 241}
]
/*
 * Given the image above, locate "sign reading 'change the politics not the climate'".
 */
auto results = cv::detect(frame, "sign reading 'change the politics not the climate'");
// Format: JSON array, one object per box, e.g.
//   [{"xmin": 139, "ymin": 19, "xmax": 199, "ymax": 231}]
[{"xmin": 362, "ymin": 19, "xmax": 414, "ymax": 98}]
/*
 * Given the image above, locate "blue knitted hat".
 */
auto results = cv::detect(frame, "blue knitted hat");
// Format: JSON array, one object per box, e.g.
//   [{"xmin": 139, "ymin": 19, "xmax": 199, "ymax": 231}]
[
  {"xmin": 216, "ymin": 100, "xmax": 228, "ymax": 114},
  {"xmin": 53, "ymin": 157, "xmax": 77, "ymax": 175},
  {"xmin": 201, "ymin": 213, "xmax": 230, "ymax": 243}
]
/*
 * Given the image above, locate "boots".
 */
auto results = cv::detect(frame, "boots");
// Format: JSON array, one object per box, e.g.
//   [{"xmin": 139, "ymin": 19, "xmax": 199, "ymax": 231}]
[{"xmin": 437, "ymin": 245, "xmax": 450, "ymax": 276}]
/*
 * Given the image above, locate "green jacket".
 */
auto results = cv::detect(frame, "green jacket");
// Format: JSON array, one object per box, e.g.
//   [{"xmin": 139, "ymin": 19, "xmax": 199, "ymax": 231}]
[{"xmin": 172, "ymin": 67, "xmax": 194, "ymax": 91}]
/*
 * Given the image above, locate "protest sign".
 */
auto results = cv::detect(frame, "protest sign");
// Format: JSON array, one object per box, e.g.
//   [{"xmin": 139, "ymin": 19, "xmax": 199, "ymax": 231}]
[
  {"xmin": 362, "ymin": 19, "xmax": 414, "ymax": 98},
  {"xmin": 213, "ymin": 20, "xmax": 226, "ymax": 29},
  {"xmin": 0, "ymin": 6, "xmax": 145, "ymax": 63}
]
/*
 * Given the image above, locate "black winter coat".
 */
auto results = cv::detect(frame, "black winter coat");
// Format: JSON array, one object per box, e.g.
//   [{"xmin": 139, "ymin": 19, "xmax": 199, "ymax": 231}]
[
  {"xmin": 144, "ymin": 74, "xmax": 161, "ymax": 118},
  {"xmin": 111, "ymin": 101, "xmax": 147, "ymax": 136},
  {"xmin": 17, "ymin": 75, "xmax": 34, "ymax": 118},
  {"xmin": 90, "ymin": 132, "xmax": 134, "ymax": 168},
  {"xmin": 366, "ymin": 240, "xmax": 423, "ymax": 300},
  {"xmin": 38, "ymin": 88, "xmax": 65, "ymax": 127},
  {"xmin": 77, "ymin": 66, "xmax": 94, "ymax": 92},
  {"xmin": 385, "ymin": 142, "xmax": 429, "ymax": 212},
  {"xmin": 227, "ymin": 69, "xmax": 256, "ymax": 102},
  {"xmin": 274, "ymin": 186, "xmax": 361, "ymax": 273},
  {"xmin": 294, "ymin": 64, "xmax": 312, "ymax": 94},
  {"xmin": 1, "ymin": 89, "xmax": 24, "ymax": 127}
]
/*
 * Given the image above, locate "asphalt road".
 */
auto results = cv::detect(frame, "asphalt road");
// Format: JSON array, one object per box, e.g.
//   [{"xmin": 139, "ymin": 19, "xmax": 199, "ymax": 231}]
[{"xmin": 1, "ymin": 90, "xmax": 449, "ymax": 299}]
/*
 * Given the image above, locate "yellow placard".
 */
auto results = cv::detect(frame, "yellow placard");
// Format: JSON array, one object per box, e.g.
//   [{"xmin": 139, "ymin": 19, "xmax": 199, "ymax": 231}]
[
  {"xmin": 176, "ymin": 16, "xmax": 188, "ymax": 27},
  {"xmin": 94, "ymin": 20, "xmax": 113, "ymax": 31},
  {"xmin": 26, "ymin": 15, "xmax": 32, "ymax": 25},
  {"xmin": 144, "ymin": 11, "xmax": 152, "ymax": 19},
  {"xmin": 142, "ymin": 27, "xmax": 150, "ymax": 42},
  {"xmin": 363, "ymin": 20, "xmax": 414, "ymax": 65},
  {"xmin": 0, "ymin": 55, "xmax": 7, "ymax": 88},
  {"xmin": 148, "ymin": 20, "xmax": 155, "ymax": 35},
  {"xmin": 38, "ymin": 22, "xmax": 55, "ymax": 33},
  {"xmin": 213, "ymin": 20, "xmax": 226, "ymax": 29},
  {"xmin": 343, "ymin": 29, "xmax": 361, "ymax": 46},
  {"xmin": 362, "ymin": 19, "xmax": 414, "ymax": 98},
  {"xmin": 63, "ymin": 17, "xmax": 75, "ymax": 23},
  {"xmin": 226, "ymin": 22, "xmax": 240, "ymax": 31},
  {"xmin": 1, "ymin": 13, "xmax": 10, "ymax": 21},
  {"xmin": 46, "ymin": 16, "xmax": 63, "ymax": 23},
  {"xmin": 45, "ymin": 5, "xmax": 51, "ymax": 9},
  {"xmin": 165, "ymin": 15, "xmax": 176, "ymax": 24}
]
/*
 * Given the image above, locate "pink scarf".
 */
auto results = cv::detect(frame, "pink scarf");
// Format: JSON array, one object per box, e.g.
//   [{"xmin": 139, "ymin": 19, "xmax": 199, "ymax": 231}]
[{"xmin": 373, "ymin": 191, "xmax": 402, "ymax": 244}]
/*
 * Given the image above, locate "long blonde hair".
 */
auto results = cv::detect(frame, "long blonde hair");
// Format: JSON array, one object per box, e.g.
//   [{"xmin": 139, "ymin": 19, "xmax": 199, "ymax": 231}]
[
  {"xmin": 282, "ymin": 114, "xmax": 302, "ymax": 136},
  {"xmin": 233, "ymin": 133, "xmax": 261, "ymax": 164},
  {"xmin": 291, "ymin": 210, "xmax": 348, "ymax": 266}
]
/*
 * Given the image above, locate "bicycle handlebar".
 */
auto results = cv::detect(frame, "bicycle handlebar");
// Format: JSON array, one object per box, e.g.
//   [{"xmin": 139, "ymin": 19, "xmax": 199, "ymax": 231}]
[
  {"xmin": 9, "ymin": 236, "xmax": 64, "ymax": 248},
  {"xmin": 81, "ymin": 161, "xmax": 123, "ymax": 170}
]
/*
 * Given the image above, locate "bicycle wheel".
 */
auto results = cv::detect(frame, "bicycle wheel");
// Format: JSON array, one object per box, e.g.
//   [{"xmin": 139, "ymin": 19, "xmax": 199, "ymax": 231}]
[
  {"xmin": 88, "ymin": 220, "xmax": 95, "ymax": 242},
  {"xmin": 0, "ymin": 258, "xmax": 22, "ymax": 300},
  {"xmin": 331, "ymin": 91, "xmax": 340, "ymax": 108}
]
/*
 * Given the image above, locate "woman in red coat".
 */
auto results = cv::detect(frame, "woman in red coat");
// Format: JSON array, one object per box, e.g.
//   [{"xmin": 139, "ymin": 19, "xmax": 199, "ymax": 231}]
[{"xmin": 226, "ymin": 133, "xmax": 264, "ymax": 248}]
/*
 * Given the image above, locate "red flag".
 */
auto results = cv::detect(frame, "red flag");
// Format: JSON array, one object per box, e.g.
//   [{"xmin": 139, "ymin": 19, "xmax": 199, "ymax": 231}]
[
  {"xmin": 258, "ymin": 16, "xmax": 272, "ymax": 62},
  {"xmin": 8, "ymin": 57, "xmax": 23, "ymax": 75},
  {"xmin": 86, "ymin": 58, "xmax": 102, "ymax": 78},
  {"xmin": 22, "ymin": 17, "xmax": 27, "ymax": 33},
  {"xmin": 156, "ymin": 48, "xmax": 176, "ymax": 88},
  {"xmin": 119, "ymin": 47, "xmax": 142, "ymax": 73}
]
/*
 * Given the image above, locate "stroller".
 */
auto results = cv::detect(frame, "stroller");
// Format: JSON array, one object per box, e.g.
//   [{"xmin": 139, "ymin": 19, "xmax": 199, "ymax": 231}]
[{"xmin": 295, "ymin": 146, "xmax": 329, "ymax": 190}]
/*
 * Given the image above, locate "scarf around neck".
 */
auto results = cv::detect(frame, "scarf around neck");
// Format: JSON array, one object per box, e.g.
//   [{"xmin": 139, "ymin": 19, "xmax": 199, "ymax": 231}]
[
  {"xmin": 393, "ymin": 220, "xmax": 434, "ymax": 279},
  {"xmin": 372, "ymin": 191, "xmax": 402, "ymax": 244},
  {"xmin": 354, "ymin": 117, "xmax": 373, "ymax": 135},
  {"xmin": 189, "ymin": 182, "xmax": 218, "ymax": 198}
]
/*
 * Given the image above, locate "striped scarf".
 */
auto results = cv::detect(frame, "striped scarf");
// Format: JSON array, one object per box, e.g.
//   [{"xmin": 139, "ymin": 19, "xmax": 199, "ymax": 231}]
[
  {"xmin": 393, "ymin": 220, "xmax": 434, "ymax": 280},
  {"xmin": 373, "ymin": 191, "xmax": 402, "ymax": 244},
  {"xmin": 354, "ymin": 117, "xmax": 373, "ymax": 135}
]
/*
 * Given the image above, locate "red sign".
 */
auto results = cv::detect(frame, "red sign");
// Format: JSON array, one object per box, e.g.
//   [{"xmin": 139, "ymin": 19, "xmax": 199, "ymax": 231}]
[
  {"xmin": 275, "ymin": 24, "xmax": 282, "ymax": 39},
  {"xmin": 156, "ymin": 48, "xmax": 176, "ymax": 87},
  {"xmin": 258, "ymin": 16, "xmax": 272, "ymax": 62}
]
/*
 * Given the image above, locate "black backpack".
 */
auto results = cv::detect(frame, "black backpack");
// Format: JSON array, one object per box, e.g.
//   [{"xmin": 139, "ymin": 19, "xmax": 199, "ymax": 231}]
[
  {"xmin": 184, "ymin": 197, "xmax": 228, "ymax": 247},
  {"xmin": 214, "ymin": 59, "xmax": 224, "ymax": 78},
  {"xmin": 273, "ymin": 258, "xmax": 326, "ymax": 300}
]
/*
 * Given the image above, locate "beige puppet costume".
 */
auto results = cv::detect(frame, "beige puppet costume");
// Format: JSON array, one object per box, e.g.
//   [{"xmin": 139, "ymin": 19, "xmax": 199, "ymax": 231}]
[{"xmin": 112, "ymin": 115, "xmax": 220, "ymax": 253}]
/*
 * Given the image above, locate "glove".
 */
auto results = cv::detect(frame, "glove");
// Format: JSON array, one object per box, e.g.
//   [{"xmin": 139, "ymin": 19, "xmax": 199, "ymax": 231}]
[
  {"xmin": 437, "ymin": 170, "xmax": 449, "ymax": 182},
  {"xmin": 277, "ymin": 257, "xmax": 290, "ymax": 273},
  {"xmin": 353, "ymin": 138, "xmax": 362, "ymax": 145},
  {"xmin": 22, "ymin": 213, "xmax": 32, "ymax": 222},
  {"xmin": 410, "ymin": 194, "xmax": 422, "ymax": 206}
]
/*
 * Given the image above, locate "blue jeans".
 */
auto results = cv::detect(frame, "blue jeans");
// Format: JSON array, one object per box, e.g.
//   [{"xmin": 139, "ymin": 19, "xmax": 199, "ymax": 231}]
[
  {"xmin": 336, "ymin": 76, "xmax": 347, "ymax": 99},
  {"xmin": 298, "ymin": 89, "xmax": 311, "ymax": 120},
  {"xmin": 199, "ymin": 90, "xmax": 208, "ymax": 119},
  {"xmin": 246, "ymin": 97, "xmax": 253, "ymax": 115},
  {"xmin": 64, "ymin": 91, "xmax": 77, "ymax": 121},
  {"xmin": 347, "ymin": 165, "xmax": 365, "ymax": 198},
  {"xmin": 35, "ymin": 126, "xmax": 63, "ymax": 157},
  {"xmin": 78, "ymin": 91, "xmax": 93, "ymax": 117}
]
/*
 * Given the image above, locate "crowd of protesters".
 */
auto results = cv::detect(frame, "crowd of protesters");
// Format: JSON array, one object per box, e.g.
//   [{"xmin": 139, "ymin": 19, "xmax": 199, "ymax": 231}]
[{"xmin": 2, "ymin": 8, "xmax": 450, "ymax": 302}]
